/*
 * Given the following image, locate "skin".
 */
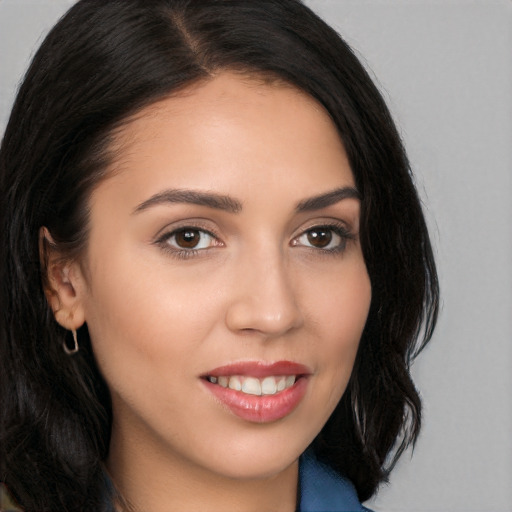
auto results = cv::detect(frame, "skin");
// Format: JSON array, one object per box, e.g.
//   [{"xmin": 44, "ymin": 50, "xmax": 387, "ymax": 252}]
[{"xmin": 48, "ymin": 73, "xmax": 371, "ymax": 512}]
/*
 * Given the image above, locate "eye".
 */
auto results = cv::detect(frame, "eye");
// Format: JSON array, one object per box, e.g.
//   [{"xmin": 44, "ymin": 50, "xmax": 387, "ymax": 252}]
[
  {"xmin": 156, "ymin": 226, "xmax": 220, "ymax": 257},
  {"xmin": 292, "ymin": 224, "xmax": 353, "ymax": 253},
  {"xmin": 168, "ymin": 228, "xmax": 214, "ymax": 250}
]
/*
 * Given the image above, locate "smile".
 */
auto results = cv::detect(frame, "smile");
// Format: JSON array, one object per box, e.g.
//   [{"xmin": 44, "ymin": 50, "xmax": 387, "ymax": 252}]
[
  {"xmin": 206, "ymin": 375, "xmax": 297, "ymax": 396},
  {"xmin": 202, "ymin": 361, "xmax": 310, "ymax": 423}
]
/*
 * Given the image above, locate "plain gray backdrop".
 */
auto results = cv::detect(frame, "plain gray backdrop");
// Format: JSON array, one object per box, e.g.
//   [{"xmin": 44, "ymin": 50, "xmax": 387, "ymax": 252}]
[{"xmin": 1, "ymin": 1, "xmax": 511, "ymax": 511}]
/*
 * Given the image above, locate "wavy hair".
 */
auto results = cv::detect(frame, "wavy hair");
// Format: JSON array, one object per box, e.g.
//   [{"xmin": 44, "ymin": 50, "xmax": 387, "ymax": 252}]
[{"xmin": 0, "ymin": 0, "xmax": 439, "ymax": 510}]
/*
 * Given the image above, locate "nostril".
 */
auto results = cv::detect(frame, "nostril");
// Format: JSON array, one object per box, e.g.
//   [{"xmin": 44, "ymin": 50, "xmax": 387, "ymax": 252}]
[
  {"xmin": 224, "ymin": 262, "xmax": 304, "ymax": 335},
  {"xmin": 225, "ymin": 301, "xmax": 303, "ymax": 337}
]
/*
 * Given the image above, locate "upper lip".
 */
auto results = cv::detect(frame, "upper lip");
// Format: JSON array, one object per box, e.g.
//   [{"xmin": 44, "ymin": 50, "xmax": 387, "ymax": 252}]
[{"xmin": 203, "ymin": 360, "xmax": 312, "ymax": 378}]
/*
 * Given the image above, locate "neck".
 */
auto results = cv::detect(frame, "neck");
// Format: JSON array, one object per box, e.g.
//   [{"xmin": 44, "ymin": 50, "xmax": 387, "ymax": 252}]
[{"xmin": 107, "ymin": 423, "xmax": 299, "ymax": 512}]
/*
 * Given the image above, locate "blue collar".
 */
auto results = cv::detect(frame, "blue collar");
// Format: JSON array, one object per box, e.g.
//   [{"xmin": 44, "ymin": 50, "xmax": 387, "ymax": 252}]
[{"xmin": 298, "ymin": 450, "xmax": 372, "ymax": 512}]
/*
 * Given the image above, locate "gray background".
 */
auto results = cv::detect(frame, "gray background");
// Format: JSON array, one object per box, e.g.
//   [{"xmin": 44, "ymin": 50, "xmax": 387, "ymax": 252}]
[{"xmin": 1, "ymin": 1, "xmax": 511, "ymax": 511}]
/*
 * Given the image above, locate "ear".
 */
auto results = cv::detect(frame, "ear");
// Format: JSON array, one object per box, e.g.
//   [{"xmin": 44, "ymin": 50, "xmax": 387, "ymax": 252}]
[{"xmin": 39, "ymin": 227, "xmax": 86, "ymax": 331}]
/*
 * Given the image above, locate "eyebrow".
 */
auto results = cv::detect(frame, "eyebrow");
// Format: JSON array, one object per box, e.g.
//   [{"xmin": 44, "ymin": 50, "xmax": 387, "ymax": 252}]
[
  {"xmin": 132, "ymin": 185, "xmax": 360, "ymax": 215},
  {"xmin": 132, "ymin": 189, "xmax": 243, "ymax": 214},
  {"xmin": 295, "ymin": 186, "xmax": 360, "ymax": 212}
]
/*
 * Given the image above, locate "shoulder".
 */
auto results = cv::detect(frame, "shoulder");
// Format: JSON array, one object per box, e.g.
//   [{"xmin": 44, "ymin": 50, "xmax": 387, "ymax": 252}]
[{"xmin": 298, "ymin": 450, "xmax": 374, "ymax": 512}]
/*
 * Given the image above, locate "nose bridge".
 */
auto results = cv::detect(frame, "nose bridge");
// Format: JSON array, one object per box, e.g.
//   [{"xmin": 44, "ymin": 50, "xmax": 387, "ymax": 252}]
[{"xmin": 225, "ymin": 242, "xmax": 303, "ymax": 336}]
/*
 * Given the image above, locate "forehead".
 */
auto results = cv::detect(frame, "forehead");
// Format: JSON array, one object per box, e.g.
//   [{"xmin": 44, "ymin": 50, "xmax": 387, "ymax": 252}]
[{"xmin": 97, "ymin": 72, "xmax": 354, "ymax": 206}]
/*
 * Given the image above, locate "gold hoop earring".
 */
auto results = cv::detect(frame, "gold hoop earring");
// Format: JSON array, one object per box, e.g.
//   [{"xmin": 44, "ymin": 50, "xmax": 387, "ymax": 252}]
[{"xmin": 63, "ymin": 329, "xmax": 79, "ymax": 355}]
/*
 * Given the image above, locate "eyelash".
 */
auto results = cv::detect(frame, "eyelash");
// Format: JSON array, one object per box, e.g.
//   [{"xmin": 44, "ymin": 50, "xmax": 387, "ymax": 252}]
[
  {"xmin": 292, "ymin": 222, "xmax": 356, "ymax": 255},
  {"xmin": 155, "ymin": 225, "xmax": 220, "ymax": 260},
  {"xmin": 155, "ymin": 222, "xmax": 355, "ymax": 260}
]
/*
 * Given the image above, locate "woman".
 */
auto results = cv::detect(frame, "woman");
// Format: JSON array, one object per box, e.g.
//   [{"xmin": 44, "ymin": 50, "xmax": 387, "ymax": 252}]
[{"xmin": 0, "ymin": 1, "xmax": 439, "ymax": 511}]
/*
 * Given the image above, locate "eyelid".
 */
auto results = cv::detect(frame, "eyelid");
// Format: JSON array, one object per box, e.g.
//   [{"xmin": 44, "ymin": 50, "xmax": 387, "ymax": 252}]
[
  {"xmin": 152, "ymin": 217, "xmax": 357, "ymax": 260},
  {"xmin": 293, "ymin": 218, "xmax": 355, "ymax": 239},
  {"xmin": 153, "ymin": 220, "xmax": 224, "ymax": 259},
  {"xmin": 153, "ymin": 218, "xmax": 221, "ymax": 241},
  {"xmin": 291, "ymin": 220, "xmax": 356, "ymax": 252}
]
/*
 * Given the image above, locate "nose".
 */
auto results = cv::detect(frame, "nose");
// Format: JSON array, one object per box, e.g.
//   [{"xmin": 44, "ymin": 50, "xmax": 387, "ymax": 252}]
[{"xmin": 225, "ymin": 249, "xmax": 304, "ymax": 337}]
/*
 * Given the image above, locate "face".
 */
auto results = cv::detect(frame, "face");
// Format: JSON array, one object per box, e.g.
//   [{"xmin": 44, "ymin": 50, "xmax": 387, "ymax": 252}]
[{"xmin": 69, "ymin": 73, "xmax": 371, "ymax": 483}]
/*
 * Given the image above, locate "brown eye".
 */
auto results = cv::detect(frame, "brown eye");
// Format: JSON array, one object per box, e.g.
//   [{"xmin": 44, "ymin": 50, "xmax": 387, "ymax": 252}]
[
  {"xmin": 174, "ymin": 229, "xmax": 202, "ymax": 248},
  {"xmin": 306, "ymin": 229, "xmax": 333, "ymax": 248},
  {"xmin": 162, "ymin": 228, "xmax": 216, "ymax": 251},
  {"xmin": 293, "ymin": 225, "xmax": 349, "ymax": 253}
]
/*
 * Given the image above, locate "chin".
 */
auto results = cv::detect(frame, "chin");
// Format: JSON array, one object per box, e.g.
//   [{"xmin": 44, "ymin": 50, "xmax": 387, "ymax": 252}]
[{"xmin": 193, "ymin": 432, "xmax": 308, "ymax": 481}]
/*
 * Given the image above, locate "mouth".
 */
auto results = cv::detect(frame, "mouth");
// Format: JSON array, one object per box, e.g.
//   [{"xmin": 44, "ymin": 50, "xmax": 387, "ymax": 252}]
[
  {"xmin": 204, "ymin": 374, "xmax": 299, "ymax": 396},
  {"xmin": 201, "ymin": 361, "xmax": 311, "ymax": 423}
]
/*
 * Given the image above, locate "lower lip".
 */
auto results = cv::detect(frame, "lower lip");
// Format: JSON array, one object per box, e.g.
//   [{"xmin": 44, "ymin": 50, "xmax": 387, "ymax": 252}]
[{"xmin": 202, "ymin": 377, "xmax": 308, "ymax": 423}]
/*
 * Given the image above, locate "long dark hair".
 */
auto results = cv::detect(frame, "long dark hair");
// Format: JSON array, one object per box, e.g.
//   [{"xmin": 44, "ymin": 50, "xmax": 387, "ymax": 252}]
[{"xmin": 0, "ymin": 0, "xmax": 439, "ymax": 510}]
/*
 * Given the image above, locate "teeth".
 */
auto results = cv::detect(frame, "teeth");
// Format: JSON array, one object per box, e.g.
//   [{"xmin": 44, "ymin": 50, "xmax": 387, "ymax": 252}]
[
  {"xmin": 261, "ymin": 376, "xmax": 277, "ymax": 395},
  {"xmin": 208, "ymin": 375, "xmax": 297, "ymax": 395},
  {"xmin": 228, "ymin": 376, "xmax": 242, "ymax": 391},
  {"xmin": 242, "ymin": 377, "xmax": 261, "ymax": 395},
  {"xmin": 285, "ymin": 375, "xmax": 295, "ymax": 388}
]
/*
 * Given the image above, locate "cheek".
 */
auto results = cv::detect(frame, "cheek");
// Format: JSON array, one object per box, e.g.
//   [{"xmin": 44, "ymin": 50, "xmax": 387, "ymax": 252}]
[
  {"xmin": 82, "ymin": 266, "xmax": 228, "ymax": 449},
  {"xmin": 82, "ymin": 255, "xmax": 218, "ymax": 384},
  {"xmin": 307, "ymin": 259, "xmax": 371, "ymax": 404}
]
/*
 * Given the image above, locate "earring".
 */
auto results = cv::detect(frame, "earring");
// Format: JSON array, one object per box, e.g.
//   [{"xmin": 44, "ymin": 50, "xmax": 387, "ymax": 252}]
[{"xmin": 63, "ymin": 329, "xmax": 79, "ymax": 355}]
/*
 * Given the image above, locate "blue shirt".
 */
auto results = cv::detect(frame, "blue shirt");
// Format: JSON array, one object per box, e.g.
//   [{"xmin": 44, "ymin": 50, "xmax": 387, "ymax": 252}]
[{"xmin": 299, "ymin": 450, "xmax": 373, "ymax": 512}]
